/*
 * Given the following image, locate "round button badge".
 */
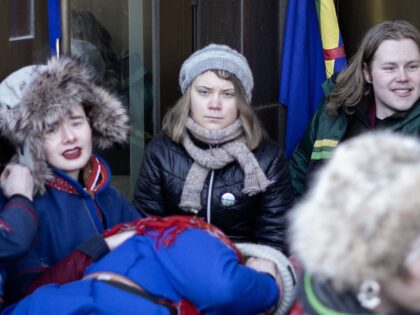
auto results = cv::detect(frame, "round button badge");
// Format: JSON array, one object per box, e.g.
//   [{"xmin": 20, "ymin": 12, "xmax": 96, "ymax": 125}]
[{"xmin": 221, "ymin": 192, "xmax": 236, "ymax": 207}]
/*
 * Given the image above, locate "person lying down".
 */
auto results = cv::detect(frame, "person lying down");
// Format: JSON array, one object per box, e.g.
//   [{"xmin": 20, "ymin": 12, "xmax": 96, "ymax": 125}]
[{"xmin": 5, "ymin": 215, "xmax": 297, "ymax": 315}]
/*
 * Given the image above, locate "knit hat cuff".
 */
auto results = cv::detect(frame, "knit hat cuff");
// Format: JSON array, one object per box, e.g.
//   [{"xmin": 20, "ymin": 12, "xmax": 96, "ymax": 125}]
[{"xmin": 179, "ymin": 44, "xmax": 253, "ymax": 102}]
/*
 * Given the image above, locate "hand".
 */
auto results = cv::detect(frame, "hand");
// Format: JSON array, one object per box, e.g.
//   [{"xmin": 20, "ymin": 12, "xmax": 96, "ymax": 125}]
[
  {"xmin": 104, "ymin": 229, "xmax": 136, "ymax": 250},
  {"xmin": 246, "ymin": 257, "xmax": 278, "ymax": 277},
  {"xmin": 0, "ymin": 164, "xmax": 34, "ymax": 201},
  {"xmin": 246, "ymin": 257, "xmax": 282, "ymax": 314}
]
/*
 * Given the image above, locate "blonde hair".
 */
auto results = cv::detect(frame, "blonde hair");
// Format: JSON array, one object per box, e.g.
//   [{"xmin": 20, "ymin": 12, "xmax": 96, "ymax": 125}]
[
  {"xmin": 162, "ymin": 70, "xmax": 265, "ymax": 150},
  {"xmin": 326, "ymin": 20, "xmax": 420, "ymax": 117}
]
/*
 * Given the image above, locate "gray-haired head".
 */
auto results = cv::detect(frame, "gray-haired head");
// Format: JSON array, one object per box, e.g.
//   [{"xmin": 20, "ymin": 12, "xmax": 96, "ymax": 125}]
[{"xmin": 291, "ymin": 132, "xmax": 420, "ymax": 291}]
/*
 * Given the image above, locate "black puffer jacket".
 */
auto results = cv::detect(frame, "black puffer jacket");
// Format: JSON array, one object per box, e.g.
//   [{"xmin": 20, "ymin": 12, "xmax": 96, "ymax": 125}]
[{"xmin": 133, "ymin": 134, "xmax": 294, "ymax": 253}]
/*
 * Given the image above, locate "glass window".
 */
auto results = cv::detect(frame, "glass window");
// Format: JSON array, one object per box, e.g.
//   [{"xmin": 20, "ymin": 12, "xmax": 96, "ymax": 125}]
[
  {"xmin": 70, "ymin": 0, "xmax": 154, "ymax": 198},
  {"xmin": 9, "ymin": 0, "xmax": 35, "ymax": 40}
]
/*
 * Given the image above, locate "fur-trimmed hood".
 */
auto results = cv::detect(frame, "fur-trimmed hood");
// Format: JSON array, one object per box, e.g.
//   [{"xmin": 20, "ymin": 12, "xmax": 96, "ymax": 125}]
[
  {"xmin": 290, "ymin": 132, "xmax": 420, "ymax": 292},
  {"xmin": 0, "ymin": 57, "xmax": 129, "ymax": 194}
]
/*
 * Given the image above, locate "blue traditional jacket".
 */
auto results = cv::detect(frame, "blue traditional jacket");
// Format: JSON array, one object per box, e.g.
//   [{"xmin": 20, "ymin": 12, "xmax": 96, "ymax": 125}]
[
  {"xmin": 2, "ymin": 155, "xmax": 141, "ymax": 302},
  {"xmin": 5, "ymin": 217, "xmax": 279, "ymax": 315}
]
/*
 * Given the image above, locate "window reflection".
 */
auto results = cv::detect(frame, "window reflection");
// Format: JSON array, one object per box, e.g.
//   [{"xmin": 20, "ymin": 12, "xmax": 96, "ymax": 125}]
[
  {"xmin": 9, "ymin": 0, "xmax": 34, "ymax": 40},
  {"xmin": 69, "ymin": 1, "xmax": 153, "ymax": 198}
]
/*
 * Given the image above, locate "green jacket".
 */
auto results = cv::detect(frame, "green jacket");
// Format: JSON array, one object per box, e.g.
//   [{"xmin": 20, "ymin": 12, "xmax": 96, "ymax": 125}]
[
  {"xmin": 289, "ymin": 82, "xmax": 420, "ymax": 197},
  {"xmin": 296, "ymin": 273, "xmax": 403, "ymax": 315}
]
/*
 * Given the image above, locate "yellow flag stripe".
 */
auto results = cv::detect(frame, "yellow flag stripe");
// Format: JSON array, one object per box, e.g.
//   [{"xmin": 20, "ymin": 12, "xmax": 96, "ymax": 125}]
[
  {"xmin": 325, "ymin": 59, "xmax": 335, "ymax": 79},
  {"xmin": 314, "ymin": 139, "xmax": 338, "ymax": 148},
  {"xmin": 318, "ymin": 0, "xmax": 340, "ymax": 50}
]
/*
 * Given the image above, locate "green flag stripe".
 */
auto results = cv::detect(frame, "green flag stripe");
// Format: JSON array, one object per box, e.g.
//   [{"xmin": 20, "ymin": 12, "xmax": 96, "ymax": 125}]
[{"xmin": 311, "ymin": 151, "xmax": 334, "ymax": 160}]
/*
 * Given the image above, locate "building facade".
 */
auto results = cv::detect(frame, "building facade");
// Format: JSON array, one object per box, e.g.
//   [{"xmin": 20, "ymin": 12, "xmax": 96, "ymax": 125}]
[{"xmin": 1, "ymin": 0, "xmax": 419, "ymax": 196}]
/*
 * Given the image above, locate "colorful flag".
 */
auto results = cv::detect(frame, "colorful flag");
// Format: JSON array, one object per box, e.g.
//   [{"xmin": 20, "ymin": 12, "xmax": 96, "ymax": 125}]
[
  {"xmin": 280, "ymin": 0, "xmax": 346, "ymax": 157},
  {"xmin": 316, "ymin": 0, "xmax": 346, "ymax": 78},
  {"xmin": 48, "ymin": 0, "xmax": 60, "ymax": 56}
]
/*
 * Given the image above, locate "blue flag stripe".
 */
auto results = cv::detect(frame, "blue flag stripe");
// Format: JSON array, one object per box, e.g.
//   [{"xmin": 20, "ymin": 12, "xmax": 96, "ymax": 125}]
[
  {"xmin": 48, "ymin": 0, "xmax": 60, "ymax": 55},
  {"xmin": 279, "ymin": 0, "xmax": 326, "ymax": 157}
]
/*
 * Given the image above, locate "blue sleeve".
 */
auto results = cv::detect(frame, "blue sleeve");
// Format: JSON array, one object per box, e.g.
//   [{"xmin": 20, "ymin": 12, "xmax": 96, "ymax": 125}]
[
  {"xmin": 0, "ymin": 194, "xmax": 38, "ymax": 261},
  {"xmin": 118, "ymin": 193, "xmax": 143, "ymax": 222},
  {"xmin": 98, "ymin": 187, "xmax": 143, "ymax": 229},
  {"xmin": 155, "ymin": 229, "xmax": 279, "ymax": 315}
]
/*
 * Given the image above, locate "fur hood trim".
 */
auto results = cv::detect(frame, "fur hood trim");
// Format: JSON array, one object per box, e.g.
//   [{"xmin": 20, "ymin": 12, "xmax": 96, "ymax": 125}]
[
  {"xmin": 0, "ymin": 57, "xmax": 129, "ymax": 194},
  {"xmin": 290, "ymin": 132, "xmax": 420, "ymax": 291}
]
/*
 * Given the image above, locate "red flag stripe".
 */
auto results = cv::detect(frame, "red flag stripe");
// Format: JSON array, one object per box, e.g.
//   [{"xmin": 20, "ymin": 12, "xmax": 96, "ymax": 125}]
[{"xmin": 323, "ymin": 45, "xmax": 346, "ymax": 60}]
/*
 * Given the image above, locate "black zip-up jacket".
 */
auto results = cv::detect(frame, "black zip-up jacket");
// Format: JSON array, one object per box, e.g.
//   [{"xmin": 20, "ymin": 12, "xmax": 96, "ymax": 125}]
[{"xmin": 133, "ymin": 134, "xmax": 294, "ymax": 253}]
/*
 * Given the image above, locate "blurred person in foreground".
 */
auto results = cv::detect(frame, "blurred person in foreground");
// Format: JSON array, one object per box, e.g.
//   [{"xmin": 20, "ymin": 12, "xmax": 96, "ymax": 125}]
[{"xmin": 290, "ymin": 131, "xmax": 420, "ymax": 315}]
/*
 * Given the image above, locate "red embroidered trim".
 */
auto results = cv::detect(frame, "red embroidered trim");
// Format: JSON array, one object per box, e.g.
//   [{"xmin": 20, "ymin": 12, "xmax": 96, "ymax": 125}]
[
  {"xmin": 46, "ymin": 176, "xmax": 79, "ymax": 195},
  {"xmin": 84, "ymin": 156, "xmax": 108, "ymax": 194},
  {"xmin": 5, "ymin": 200, "xmax": 38, "ymax": 224},
  {"xmin": 104, "ymin": 215, "xmax": 243, "ymax": 262},
  {"xmin": 0, "ymin": 220, "xmax": 11, "ymax": 233},
  {"xmin": 46, "ymin": 156, "xmax": 109, "ymax": 196},
  {"xmin": 176, "ymin": 299, "xmax": 201, "ymax": 315}
]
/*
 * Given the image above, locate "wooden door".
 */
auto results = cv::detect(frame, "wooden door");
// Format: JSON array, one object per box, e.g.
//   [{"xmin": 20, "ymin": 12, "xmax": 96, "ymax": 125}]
[
  {"xmin": 0, "ymin": 0, "xmax": 50, "ymax": 81},
  {"xmin": 0, "ymin": 0, "xmax": 49, "ymax": 168}
]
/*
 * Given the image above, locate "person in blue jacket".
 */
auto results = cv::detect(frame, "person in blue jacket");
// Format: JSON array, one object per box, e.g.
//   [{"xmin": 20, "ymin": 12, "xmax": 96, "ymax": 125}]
[
  {"xmin": 4, "ymin": 215, "xmax": 297, "ymax": 315},
  {"xmin": 0, "ymin": 57, "xmax": 141, "ymax": 303},
  {"xmin": 0, "ymin": 164, "xmax": 37, "ymax": 307}
]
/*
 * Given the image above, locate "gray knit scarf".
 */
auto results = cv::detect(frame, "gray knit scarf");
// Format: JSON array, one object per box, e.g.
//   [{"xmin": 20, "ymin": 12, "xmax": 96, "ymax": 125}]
[{"xmin": 179, "ymin": 117, "xmax": 272, "ymax": 213}]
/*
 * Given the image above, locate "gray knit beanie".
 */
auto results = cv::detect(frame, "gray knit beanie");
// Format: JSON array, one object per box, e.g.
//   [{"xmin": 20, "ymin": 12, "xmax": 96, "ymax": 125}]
[{"xmin": 179, "ymin": 44, "xmax": 254, "ymax": 102}]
